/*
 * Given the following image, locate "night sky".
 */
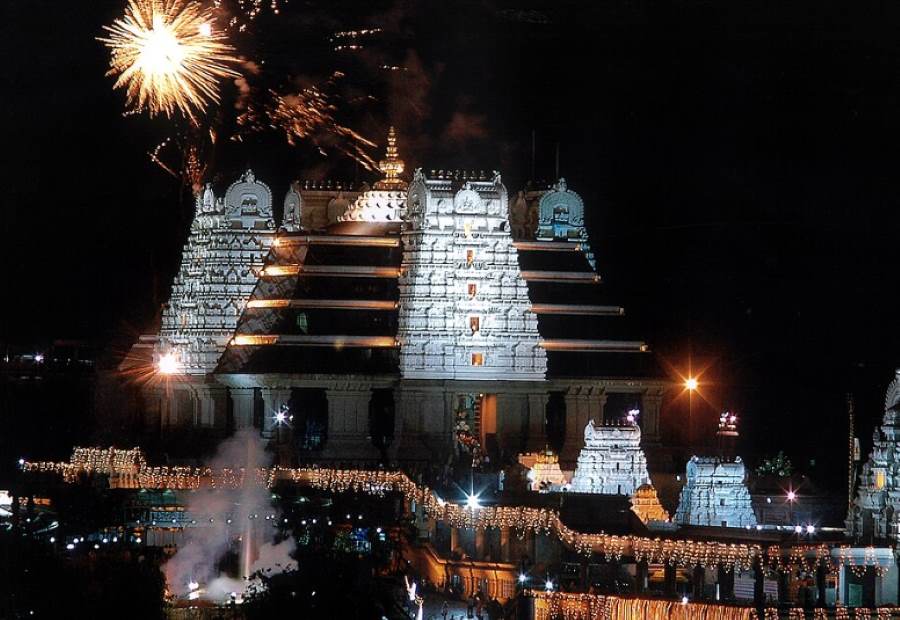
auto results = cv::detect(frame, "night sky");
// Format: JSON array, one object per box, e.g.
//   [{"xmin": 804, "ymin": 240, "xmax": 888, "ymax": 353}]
[{"xmin": 3, "ymin": 0, "xmax": 900, "ymax": 487}]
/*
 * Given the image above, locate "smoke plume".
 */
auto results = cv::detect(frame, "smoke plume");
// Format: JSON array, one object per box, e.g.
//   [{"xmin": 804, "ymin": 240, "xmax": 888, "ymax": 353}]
[{"xmin": 163, "ymin": 429, "xmax": 296, "ymax": 601}]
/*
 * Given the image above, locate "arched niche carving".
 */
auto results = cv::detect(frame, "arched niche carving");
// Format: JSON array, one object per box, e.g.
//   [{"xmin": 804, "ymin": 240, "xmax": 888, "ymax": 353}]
[
  {"xmin": 282, "ymin": 182, "xmax": 302, "ymax": 230},
  {"xmin": 224, "ymin": 169, "xmax": 273, "ymax": 219},
  {"xmin": 537, "ymin": 178, "xmax": 585, "ymax": 239},
  {"xmin": 454, "ymin": 185, "xmax": 483, "ymax": 214}
]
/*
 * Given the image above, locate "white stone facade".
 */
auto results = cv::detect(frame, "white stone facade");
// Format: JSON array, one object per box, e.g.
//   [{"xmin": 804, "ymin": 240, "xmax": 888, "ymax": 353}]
[
  {"xmin": 675, "ymin": 456, "xmax": 757, "ymax": 528},
  {"xmin": 848, "ymin": 370, "xmax": 900, "ymax": 541},
  {"xmin": 157, "ymin": 170, "xmax": 276, "ymax": 374},
  {"xmin": 569, "ymin": 420, "xmax": 651, "ymax": 495},
  {"xmin": 398, "ymin": 170, "xmax": 546, "ymax": 380}
]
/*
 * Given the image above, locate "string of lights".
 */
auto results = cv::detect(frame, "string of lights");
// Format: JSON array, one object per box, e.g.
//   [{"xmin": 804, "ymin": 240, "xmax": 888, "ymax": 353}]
[
  {"xmin": 22, "ymin": 449, "xmax": 888, "ymax": 573},
  {"xmin": 531, "ymin": 591, "xmax": 900, "ymax": 620}
]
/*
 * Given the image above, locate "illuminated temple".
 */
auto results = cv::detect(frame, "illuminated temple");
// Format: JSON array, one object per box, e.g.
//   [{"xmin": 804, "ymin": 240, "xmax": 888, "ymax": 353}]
[
  {"xmin": 135, "ymin": 129, "xmax": 666, "ymax": 465},
  {"xmin": 848, "ymin": 369, "xmax": 900, "ymax": 541},
  {"xmin": 41, "ymin": 130, "xmax": 900, "ymax": 612},
  {"xmin": 674, "ymin": 456, "xmax": 756, "ymax": 528},
  {"xmin": 569, "ymin": 419, "xmax": 651, "ymax": 495}
]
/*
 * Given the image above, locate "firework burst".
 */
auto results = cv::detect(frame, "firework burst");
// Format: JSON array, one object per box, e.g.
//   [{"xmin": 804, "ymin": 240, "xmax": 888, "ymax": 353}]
[{"xmin": 101, "ymin": 0, "xmax": 241, "ymax": 122}]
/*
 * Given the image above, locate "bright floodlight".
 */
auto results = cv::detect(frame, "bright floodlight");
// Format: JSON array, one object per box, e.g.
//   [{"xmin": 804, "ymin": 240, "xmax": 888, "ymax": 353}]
[
  {"xmin": 158, "ymin": 352, "xmax": 179, "ymax": 375},
  {"xmin": 787, "ymin": 490, "xmax": 796, "ymax": 501},
  {"xmin": 806, "ymin": 525, "xmax": 815, "ymax": 534},
  {"xmin": 274, "ymin": 411, "xmax": 287, "ymax": 424},
  {"xmin": 465, "ymin": 494, "xmax": 480, "ymax": 510},
  {"xmin": 518, "ymin": 573, "xmax": 527, "ymax": 584},
  {"xmin": 684, "ymin": 377, "xmax": 698, "ymax": 391},
  {"xmin": 794, "ymin": 525, "xmax": 803, "ymax": 534},
  {"xmin": 681, "ymin": 596, "xmax": 689, "ymax": 605},
  {"xmin": 544, "ymin": 580, "xmax": 553, "ymax": 591},
  {"xmin": 34, "ymin": 354, "xmax": 44, "ymax": 363}
]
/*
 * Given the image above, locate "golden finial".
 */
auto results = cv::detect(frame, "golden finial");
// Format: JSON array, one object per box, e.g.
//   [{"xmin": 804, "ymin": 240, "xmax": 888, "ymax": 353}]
[{"xmin": 375, "ymin": 126, "xmax": 407, "ymax": 190}]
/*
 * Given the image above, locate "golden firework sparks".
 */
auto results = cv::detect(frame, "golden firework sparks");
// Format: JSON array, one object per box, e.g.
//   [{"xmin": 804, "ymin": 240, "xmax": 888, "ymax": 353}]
[
  {"xmin": 237, "ymin": 82, "xmax": 377, "ymax": 170},
  {"xmin": 100, "ymin": 0, "xmax": 241, "ymax": 122}
]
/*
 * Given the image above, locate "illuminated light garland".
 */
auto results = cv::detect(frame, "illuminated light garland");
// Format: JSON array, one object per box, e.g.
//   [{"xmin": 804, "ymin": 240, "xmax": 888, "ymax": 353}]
[
  {"xmin": 530, "ymin": 591, "xmax": 755, "ymax": 620},
  {"xmin": 21, "ymin": 450, "xmax": 889, "ymax": 574},
  {"xmin": 836, "ymin": 545, "xmax": 891, "ymax": 578}
]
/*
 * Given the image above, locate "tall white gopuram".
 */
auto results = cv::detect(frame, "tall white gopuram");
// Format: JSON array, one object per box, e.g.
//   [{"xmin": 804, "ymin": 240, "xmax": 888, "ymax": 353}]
[
  {"xmin": 848, "ymin": 370, "xmax": 900, "ymax": 541},
  {"xmin": 569, "ymin": 420, "xmax": 651, "ymax": 495},
  {"xmin": 398, "ymin": 170, "xmax": 546, "ymax": 380},
  {"xmin": 675, "ymin": 456, "xmax": 757, "ymax": 528},
  {"xmin": 157, "ymin": 170, "xmax": 277, "ymax": 374}
]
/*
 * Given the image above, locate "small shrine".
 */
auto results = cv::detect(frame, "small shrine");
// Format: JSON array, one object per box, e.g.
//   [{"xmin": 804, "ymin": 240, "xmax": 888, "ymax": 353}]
[
  {"xmin": 569, "ymin": 420, "xmax": 651, "ymax": 496},
  {"xmin": 630, "ymin": 483, "xmax": 670, "ymax": 524},
  {"xmin": 519, "ymin": 450, "xmax": 568, "ymax": 491},
  {"xmin": 674, "ymin": 456, "xmax": 757, "ymax": 528}
]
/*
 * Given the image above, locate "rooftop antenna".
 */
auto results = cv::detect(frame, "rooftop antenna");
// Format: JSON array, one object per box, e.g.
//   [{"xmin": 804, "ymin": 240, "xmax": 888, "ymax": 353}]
[
  {"xmin": 847, "ymin": 393, "xmax": 857, "ymax": 514},
  {"xmin": 554, "ymin": 142, "xmax": 560, "ymax": 180},
  {"xmin": 530, "ymin": 130, "xmax": 536, "ymax": 183}
]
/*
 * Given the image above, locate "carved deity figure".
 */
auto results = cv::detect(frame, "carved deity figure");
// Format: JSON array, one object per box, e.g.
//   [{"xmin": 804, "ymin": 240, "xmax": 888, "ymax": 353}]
[{"xmin": 584, "ymin": 419, "xmax": 598, "ymax": 443}]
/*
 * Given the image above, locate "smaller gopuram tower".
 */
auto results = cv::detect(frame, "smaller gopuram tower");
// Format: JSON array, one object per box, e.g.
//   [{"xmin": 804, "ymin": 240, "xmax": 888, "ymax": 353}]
[
  {"xmin": 675, "ymin": 456, "xmax": 757, "ymax": 528},
  {"xmin": 569, "ymin": 419, "xmax": 651, "ymax": 495},
  {"xmin": 847, "ymin": 370, "xmax": 900, "ymax": 542}
]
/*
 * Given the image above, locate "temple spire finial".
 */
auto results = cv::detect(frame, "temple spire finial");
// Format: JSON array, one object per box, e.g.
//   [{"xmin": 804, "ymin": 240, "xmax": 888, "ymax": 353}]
[{"xmin": 374, "ymin": 126, "xmax": 407, "ymax": 190}]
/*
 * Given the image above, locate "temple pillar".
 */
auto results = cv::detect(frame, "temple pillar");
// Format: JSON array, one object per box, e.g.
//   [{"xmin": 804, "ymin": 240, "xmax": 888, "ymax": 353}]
[
  {"xmin": 230, "ymin": 388, "xmax": 256, "ymax": 429},
  {"xmin": 525, "ymin": 393, "xmax": 549, "ymax": 451},
  {"xmin": 500, "ymin": 527, "xmax": 511, "ymax": 562},
  {"xmin": 816, "ymin": 563, "xmax": 827, "ymax": 607},
  {"xmin": 641, "ymin": 389, "xmax": 663, "ymax": 444},
  {"xmin": 561, "ymin": 387, "xmax": 606, "ymax": 463},
  {"xmin": 664, "ymin": 563, "xmax": 677, "ymax": 598},
  {"xmin": 324, "ymin": 387, "xmax": 378, "ymax": 461},
  {"xmin": 525, "ymin": 530, "xmax": 536, "ymax": 564},
  {"xmin": 777, "ymin": 569, "xmax": 790, "ymax": 605},
  {"xmin": 450, "ymin": 527, "xmax": 460, "ymax": 555},
  {"xmin": 144, "ymin": 387, "xmax": 164, "ymax": 433},
  {"xmin": 475, "ymin": 529, "xmax": 486, "ymax": 560},
  {"xmin": 636, "ymin": 560, "xmax": 649, "ymax": 594},
  {"xmin": 753, "ymin": 558, "xmax": 765, "ymax": 611},
  {"xmin": 586, "ymin": 388, "xmax": 607, "ymax": 426},
  {"xmin": 495, "ymin": 393, "xmax": 528, "ymax": 457},
  {"xmin": 191, "ymin": 384, "xmax": 228, "ymax": 428},
  {"xmin": 395, "ymin": 389, "xmax": 451, "ymax": 462},
  {"xmin": 717, "ymin": 565, "xmax": 734, "ymax": 601},
  {"xmin": 876, "ymin": 556, "xmax": 899, "ymax": 606},
  {"xmin": 692, "ymin": 565, "xmax": 705, "ymax": 600},
  {"xmin": 260, "ymin": 387, "xmax": 292, "ymax": 437},
  {"xmin": 561, "ymin": 390, "xmax": 589, "ymax": 463}
]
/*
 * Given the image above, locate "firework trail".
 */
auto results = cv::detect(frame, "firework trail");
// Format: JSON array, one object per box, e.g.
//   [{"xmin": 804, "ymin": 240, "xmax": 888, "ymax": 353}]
[
  {"xmin": 236, "ymin": 76, "xmax": 378, "ymax": 170},
  {"xmin": 214, "ymin": 0, "xmax": 288, "ymax": 33},
  {"xmin": 101, "ymin": 0, "xmax": 242, "ymax": 123},
  {"xmin": 149, "ymin": 130, "xmax": 213, "ymax": 193}
]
